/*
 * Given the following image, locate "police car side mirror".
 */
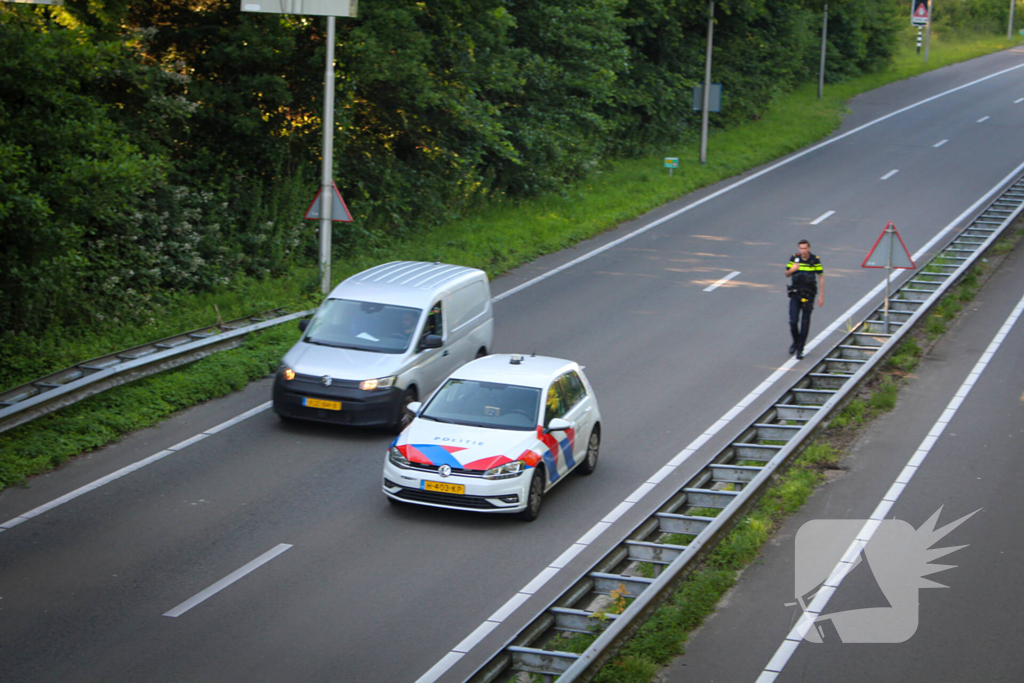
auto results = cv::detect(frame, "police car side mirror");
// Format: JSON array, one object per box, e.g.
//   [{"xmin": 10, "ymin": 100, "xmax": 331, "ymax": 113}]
[
  {"xmin": 407, "ymin": 401, "xmax": 422, "ymax": 415},
  {"xmin": 418, "ymin": 334, "xmax": 442, "ymax": 351},
  {"xmin": 545, "ymin": 418, "xmax": 572, "ymax": 434},
  {"xmin": 298, "ymin": 319, "xmax": 310, "ymax": 332}
]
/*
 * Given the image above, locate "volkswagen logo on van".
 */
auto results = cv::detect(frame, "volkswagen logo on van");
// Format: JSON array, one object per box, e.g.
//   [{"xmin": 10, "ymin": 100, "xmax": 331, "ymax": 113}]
[
  {"xmin": 438, "ymin": 465, "xmax": 452, "ymax": 478},
  {"xmin": 321, "ymin": 375, "xmax": 333, "ymax": 387}
]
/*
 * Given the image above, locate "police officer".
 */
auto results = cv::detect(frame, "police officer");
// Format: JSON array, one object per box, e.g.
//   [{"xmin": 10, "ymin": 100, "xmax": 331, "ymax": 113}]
[{"xmin": 785, "ymin": 239, "xmax": 824, "ymax": 360}]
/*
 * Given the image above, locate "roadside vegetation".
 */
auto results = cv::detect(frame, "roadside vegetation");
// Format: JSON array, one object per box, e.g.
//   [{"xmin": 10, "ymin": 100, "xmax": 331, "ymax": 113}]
[{"xmin": 3, "ymin": 16, "xmax": 1024, "ymax": 490}]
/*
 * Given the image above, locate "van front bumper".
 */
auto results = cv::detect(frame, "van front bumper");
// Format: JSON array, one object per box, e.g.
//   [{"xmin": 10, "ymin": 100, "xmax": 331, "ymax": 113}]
[{"xmin": 272, "ymin": 374, "xmax": 401, "ymax": 427}]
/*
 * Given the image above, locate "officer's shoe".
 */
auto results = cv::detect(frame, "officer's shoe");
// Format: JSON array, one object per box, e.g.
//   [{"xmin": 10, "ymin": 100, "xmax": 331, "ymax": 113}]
[
  {"xmin": 788, "ymin": 343, "xmax": 797, "ymax": 355},
  {"xmin": 796, "ymin": 350, "xmax": 805, "ymax": 360}
]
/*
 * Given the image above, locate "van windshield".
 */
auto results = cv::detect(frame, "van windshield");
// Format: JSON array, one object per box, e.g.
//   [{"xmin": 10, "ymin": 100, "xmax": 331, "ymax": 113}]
[
  {"xmin": 304, "ymin": 299, "xmax": 422, "ymax": 354},
  {"xmin": 421, "ymin": 379, "xmax": 541, "ymax": 431}
]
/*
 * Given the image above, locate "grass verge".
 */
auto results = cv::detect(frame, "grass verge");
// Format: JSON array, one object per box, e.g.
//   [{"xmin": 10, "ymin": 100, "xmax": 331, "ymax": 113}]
[{"xmin": 2, "ymin": 31, "xmax": 1021, "ymax": 491}]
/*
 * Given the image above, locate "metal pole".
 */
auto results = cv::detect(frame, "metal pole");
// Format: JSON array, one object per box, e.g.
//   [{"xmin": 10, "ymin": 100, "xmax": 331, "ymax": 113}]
[
  {"xmin": 818, "ymin": 4, "xmax": 828, "ymax": 99},
  {"xmin": 884, "ymin": 224, "xmax": 894, "ymax": 334},
  {"xmin": 924, "ymin": 0, "xmax": 932, "ymax": 62},
  {"xmin": 319, "ymin": 16, "xmax": 337, "ymax": 296},
  {"xmin": 700, "ymin": 1, "xmax": 714, "ymax": 165},
  {"xmin": 1010, "ymin": 0, "xmax": 1017, "ymax": 40}
]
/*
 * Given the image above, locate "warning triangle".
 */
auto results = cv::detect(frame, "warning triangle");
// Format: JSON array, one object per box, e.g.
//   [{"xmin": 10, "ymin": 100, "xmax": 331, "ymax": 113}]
[
  {"xmin": 862, "ymin": 222, "xmax": 915, "ymax": 269},
  {"xmin": 304, "ymin": 181, "xmax": 353, "ymax": 222}
]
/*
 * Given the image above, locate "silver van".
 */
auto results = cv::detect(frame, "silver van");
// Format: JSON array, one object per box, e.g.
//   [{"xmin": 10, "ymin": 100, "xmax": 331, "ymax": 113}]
[{"xmin": 272, "ymin": 261, "xmax": 494, "ymax": 431}]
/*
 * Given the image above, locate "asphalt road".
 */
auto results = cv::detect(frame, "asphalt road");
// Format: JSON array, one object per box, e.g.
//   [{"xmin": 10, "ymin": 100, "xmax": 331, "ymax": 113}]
[
  {"xmin": 661, "ymin": 208, "xmax": 1024, "ymax": 683},
  {"xmin": 2, "ymin": 48, "xmax": 1024, "ymax": 683}
]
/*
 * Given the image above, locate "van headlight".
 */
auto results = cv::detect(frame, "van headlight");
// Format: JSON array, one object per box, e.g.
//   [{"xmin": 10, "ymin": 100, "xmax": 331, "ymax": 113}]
[
  {"xmin": 361, "ymin": 376, "xmax": 397, "ymax": 391},
  {"xmin": 388, "ymin": 446, "xmax": 410, "ymax": 467},
  {"xmin": 280, "ymin": 365, "xmax": 296, "ymax": 381},
  {"xmin": 484, "ymin": 460, "xmax": 525, "ymax": 480}
]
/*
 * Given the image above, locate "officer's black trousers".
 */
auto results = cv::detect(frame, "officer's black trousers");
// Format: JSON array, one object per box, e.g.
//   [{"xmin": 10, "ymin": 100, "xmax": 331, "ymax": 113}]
[{"xmin": 789, "ymin": 296, "xmax": 813, "ymax": 353}]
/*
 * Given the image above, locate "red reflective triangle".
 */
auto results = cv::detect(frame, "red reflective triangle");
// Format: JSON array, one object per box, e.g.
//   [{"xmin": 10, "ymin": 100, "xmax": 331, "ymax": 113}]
[
  {"xmin": 862, "ymin": 222, "xmax": 916, "ymax": 269},
  {"xmin": 304, "ymin": 181, "xmax": 353, "ymax": 222}
]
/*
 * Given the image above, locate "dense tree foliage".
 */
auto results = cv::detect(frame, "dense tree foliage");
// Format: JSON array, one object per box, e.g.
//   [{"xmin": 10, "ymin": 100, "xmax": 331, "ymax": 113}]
[{"xmin": 1, "ymin": 0, "xmax": 902, "ymax": 340}]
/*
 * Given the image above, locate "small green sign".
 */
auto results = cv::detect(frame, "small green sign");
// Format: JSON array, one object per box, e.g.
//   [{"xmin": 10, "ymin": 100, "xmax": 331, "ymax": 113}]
[{"xmin": 664, "ymin": 157, "xmax": 679, "ymax": 168}]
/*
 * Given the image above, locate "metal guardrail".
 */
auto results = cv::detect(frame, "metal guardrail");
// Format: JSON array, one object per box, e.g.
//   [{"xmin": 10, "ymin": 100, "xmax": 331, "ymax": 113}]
[
  {"xmin": 465, "ymin": 177, "xmax": 1024, "ymax": 682},
  {"xmin": 0, "ymin": 308, "xmax": 313, "ymax": 435}
]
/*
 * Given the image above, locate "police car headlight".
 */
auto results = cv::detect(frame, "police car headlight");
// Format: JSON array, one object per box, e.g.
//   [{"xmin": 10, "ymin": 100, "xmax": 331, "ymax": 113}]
[
  {"xmin": 388, "ymin": 446, "xmax": 410, "ymax": 467},
  {"xmin": 484, "ymin": 461, "xmax": 525, "ymax": 480},
  {"xmin": 361, "ymin": 376, "xmax": 397, "ymax": 391}
]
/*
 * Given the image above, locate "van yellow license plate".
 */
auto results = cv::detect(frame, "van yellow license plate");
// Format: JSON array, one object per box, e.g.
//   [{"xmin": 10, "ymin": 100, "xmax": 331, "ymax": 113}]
[
  {"xmin": 423, "ymin": 481, "xmax": 465, "ymax": 495},
  {"xmin": 303, "ymin": 397, "xmax": 341, "ymax": 411}
]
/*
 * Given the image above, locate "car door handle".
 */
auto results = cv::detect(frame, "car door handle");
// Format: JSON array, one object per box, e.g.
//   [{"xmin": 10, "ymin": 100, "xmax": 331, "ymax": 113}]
[{"xmin": 442, "ymin": 350, "xmax": 449, "ymax": 356}]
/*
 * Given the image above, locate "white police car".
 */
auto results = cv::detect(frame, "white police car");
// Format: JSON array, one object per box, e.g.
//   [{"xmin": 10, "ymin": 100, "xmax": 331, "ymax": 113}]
[{"xmin": 382, "ymin": 354, "xmax": 601, "ymax": 520}]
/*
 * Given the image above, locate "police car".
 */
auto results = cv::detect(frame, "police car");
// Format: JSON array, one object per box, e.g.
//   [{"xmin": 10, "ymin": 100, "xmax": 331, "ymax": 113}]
[{"xmin": 382, "ymin": 354, "xmax": 602, "ymax": 521}]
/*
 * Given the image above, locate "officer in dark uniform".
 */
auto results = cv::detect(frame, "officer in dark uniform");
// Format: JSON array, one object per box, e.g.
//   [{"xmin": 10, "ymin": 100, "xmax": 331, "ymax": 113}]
[{"xmin": 786, "ymin": 239, "xmax": 824, "ymax": 360}]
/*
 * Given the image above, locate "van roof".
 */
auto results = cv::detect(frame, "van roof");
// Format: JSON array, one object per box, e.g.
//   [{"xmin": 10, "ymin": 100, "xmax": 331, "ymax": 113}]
[{"xmin": 328, "ymin": 261, "xmax": 486, "ymax": 309}]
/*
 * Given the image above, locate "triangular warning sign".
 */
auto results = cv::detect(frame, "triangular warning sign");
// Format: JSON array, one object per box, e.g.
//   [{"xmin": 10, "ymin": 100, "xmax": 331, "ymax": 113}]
[
  {"xmin": 862, "ymin": 222, "xmax": 916, "ymax": 269},
  {"xmin": 304, "ymin": 181, "xmax": 353, "ymax": 222}
]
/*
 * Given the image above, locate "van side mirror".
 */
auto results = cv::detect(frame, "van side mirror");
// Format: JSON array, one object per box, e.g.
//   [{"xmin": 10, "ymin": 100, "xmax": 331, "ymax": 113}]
[
  {"xmin": 545, "ymin": 418, "xmax": 572, "ymax": 434},
  {"xmin": 298, "ymin": 319, "xmax": 309, "ymax": 332},
  {"xmin": 418, "ymin": 334, "xmax": 442, "ymax": 351}
]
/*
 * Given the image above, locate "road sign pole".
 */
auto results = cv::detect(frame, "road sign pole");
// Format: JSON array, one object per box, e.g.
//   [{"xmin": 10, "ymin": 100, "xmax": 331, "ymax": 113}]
[
  {"xmin": 1010, "ymin": 0, "xmax": 1017, "ymax": 40},
  {"xmin": 924, "ymin": 0, "xmax": 932, "ymax": 62},
  {"xmin": 319, "ymin": 16, "xmax": 337, "ymax": 296},
  {"xmin": 700, "ymin": 1, "xmax": 714, "ymax": 165},
  {"xmin": 818, "ymin": 4, "xmax": 828, "ymax": 99},
  {"xmin": 884, "ymin": 223, "xmax": 895, "ymax": 333}
]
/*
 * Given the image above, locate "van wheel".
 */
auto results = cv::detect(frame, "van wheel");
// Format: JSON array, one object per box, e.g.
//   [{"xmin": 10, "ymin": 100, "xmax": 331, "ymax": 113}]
[
  {"xmin": 392, "ymin": 387, "xmax": 417, "ymax": 434},
  {"xmin": 476, "ymin": 347, "xmax": 487, "ymax": 359},
  {"xmin": 577, "ymin": 425, "xmax": 599, "ymax": 475},
  {"xmin": 517, "ymin": 467, "xmax": 545, "ymax": 521}
]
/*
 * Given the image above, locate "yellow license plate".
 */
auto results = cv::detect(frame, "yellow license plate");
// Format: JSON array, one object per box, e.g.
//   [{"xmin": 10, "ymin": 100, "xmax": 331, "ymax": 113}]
[
  {"xmin": 303, "ymin": 397, "xmax": 342, "ymax": 411},
  {"xmin": 423, "ymin": 481, "xmax": 465, "ymax": 495}
]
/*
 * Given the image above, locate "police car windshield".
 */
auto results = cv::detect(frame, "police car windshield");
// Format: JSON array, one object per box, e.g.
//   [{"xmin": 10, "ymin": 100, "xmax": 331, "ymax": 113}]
[
  {"xmin": 421, "ymin": 379, "xmax": 541, "ymax": 431},
  {"xmin": 304, "ymin": 299, "xmax": 421, "ymax": 354}
]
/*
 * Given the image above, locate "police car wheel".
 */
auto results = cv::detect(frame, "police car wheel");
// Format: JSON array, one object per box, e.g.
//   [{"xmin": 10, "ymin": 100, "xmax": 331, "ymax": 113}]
[
  {"xmin": 578, "ymin": 425, "xmax": 600, "ymax": 476},
  {"xmin": 517, "ymin": 467, "xmax": 545, "ymax": 521}
]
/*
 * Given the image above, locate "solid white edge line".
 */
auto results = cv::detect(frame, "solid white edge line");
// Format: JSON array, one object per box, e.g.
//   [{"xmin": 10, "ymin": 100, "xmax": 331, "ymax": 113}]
[
  {"xmin": 577, "ymin": 521, "xmax": 612, "ymax": 545},
  {"xmin": 934, "ymin": 138, "xmax": 949, "ymax": 147},
  {"xmin": 414, "ymin": 652, "xmax": 465, "ymax": 683},
  {"xmin": 487, "ymin": 593, "xmax": 530, "ymax": 623},
  {"xmin": 163, "ymin": 543, "xmax": 292, "ymax": 618},
  {"xmin": 452, "ymin": 621, "xmax": 501, "ymax": 654},
  {"xmin": 602, "ymin": 501, "xmax": 634, "ymax": 524},
  {"xmin": 520, "ymin": 567, "xmax": 560, "ymax": 595},
  {"xmin": 550, "ymin": 543, "xmax": 587, "ymax": 569},
  {"xmin": 881, "ymin": 169, "xmax": 899, "ymax": 180},
  {"xmin": 490, "ymin": 60, "xmax": 1024, "ymax": 305},
  {"xmin": 758, "ymin": 289, "xmax": 1024, "ymax": 681},
  {"xmin": 703, "ymin": 271, "xmax": 742, "ymax": 292},
  {"xmin": 0, "ymin": 405, "xmax": 272, "ymax": 532},
  {"xmin": 810, "ymin": 210, "xmax": 835, "ymax": 225},
  {"xmin": 1015, "ymin": 97, "xmax": 1024, "ymax": 103}
]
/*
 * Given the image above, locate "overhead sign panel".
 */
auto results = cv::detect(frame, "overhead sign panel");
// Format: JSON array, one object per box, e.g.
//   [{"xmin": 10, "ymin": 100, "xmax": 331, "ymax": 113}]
[
  {"xmin": 911, "ymin": 0, "xmax": 929, "ymax": 26},
  {"xmin": 241, "ymin": 0, "xmax": 357, "ymax": 17}
]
